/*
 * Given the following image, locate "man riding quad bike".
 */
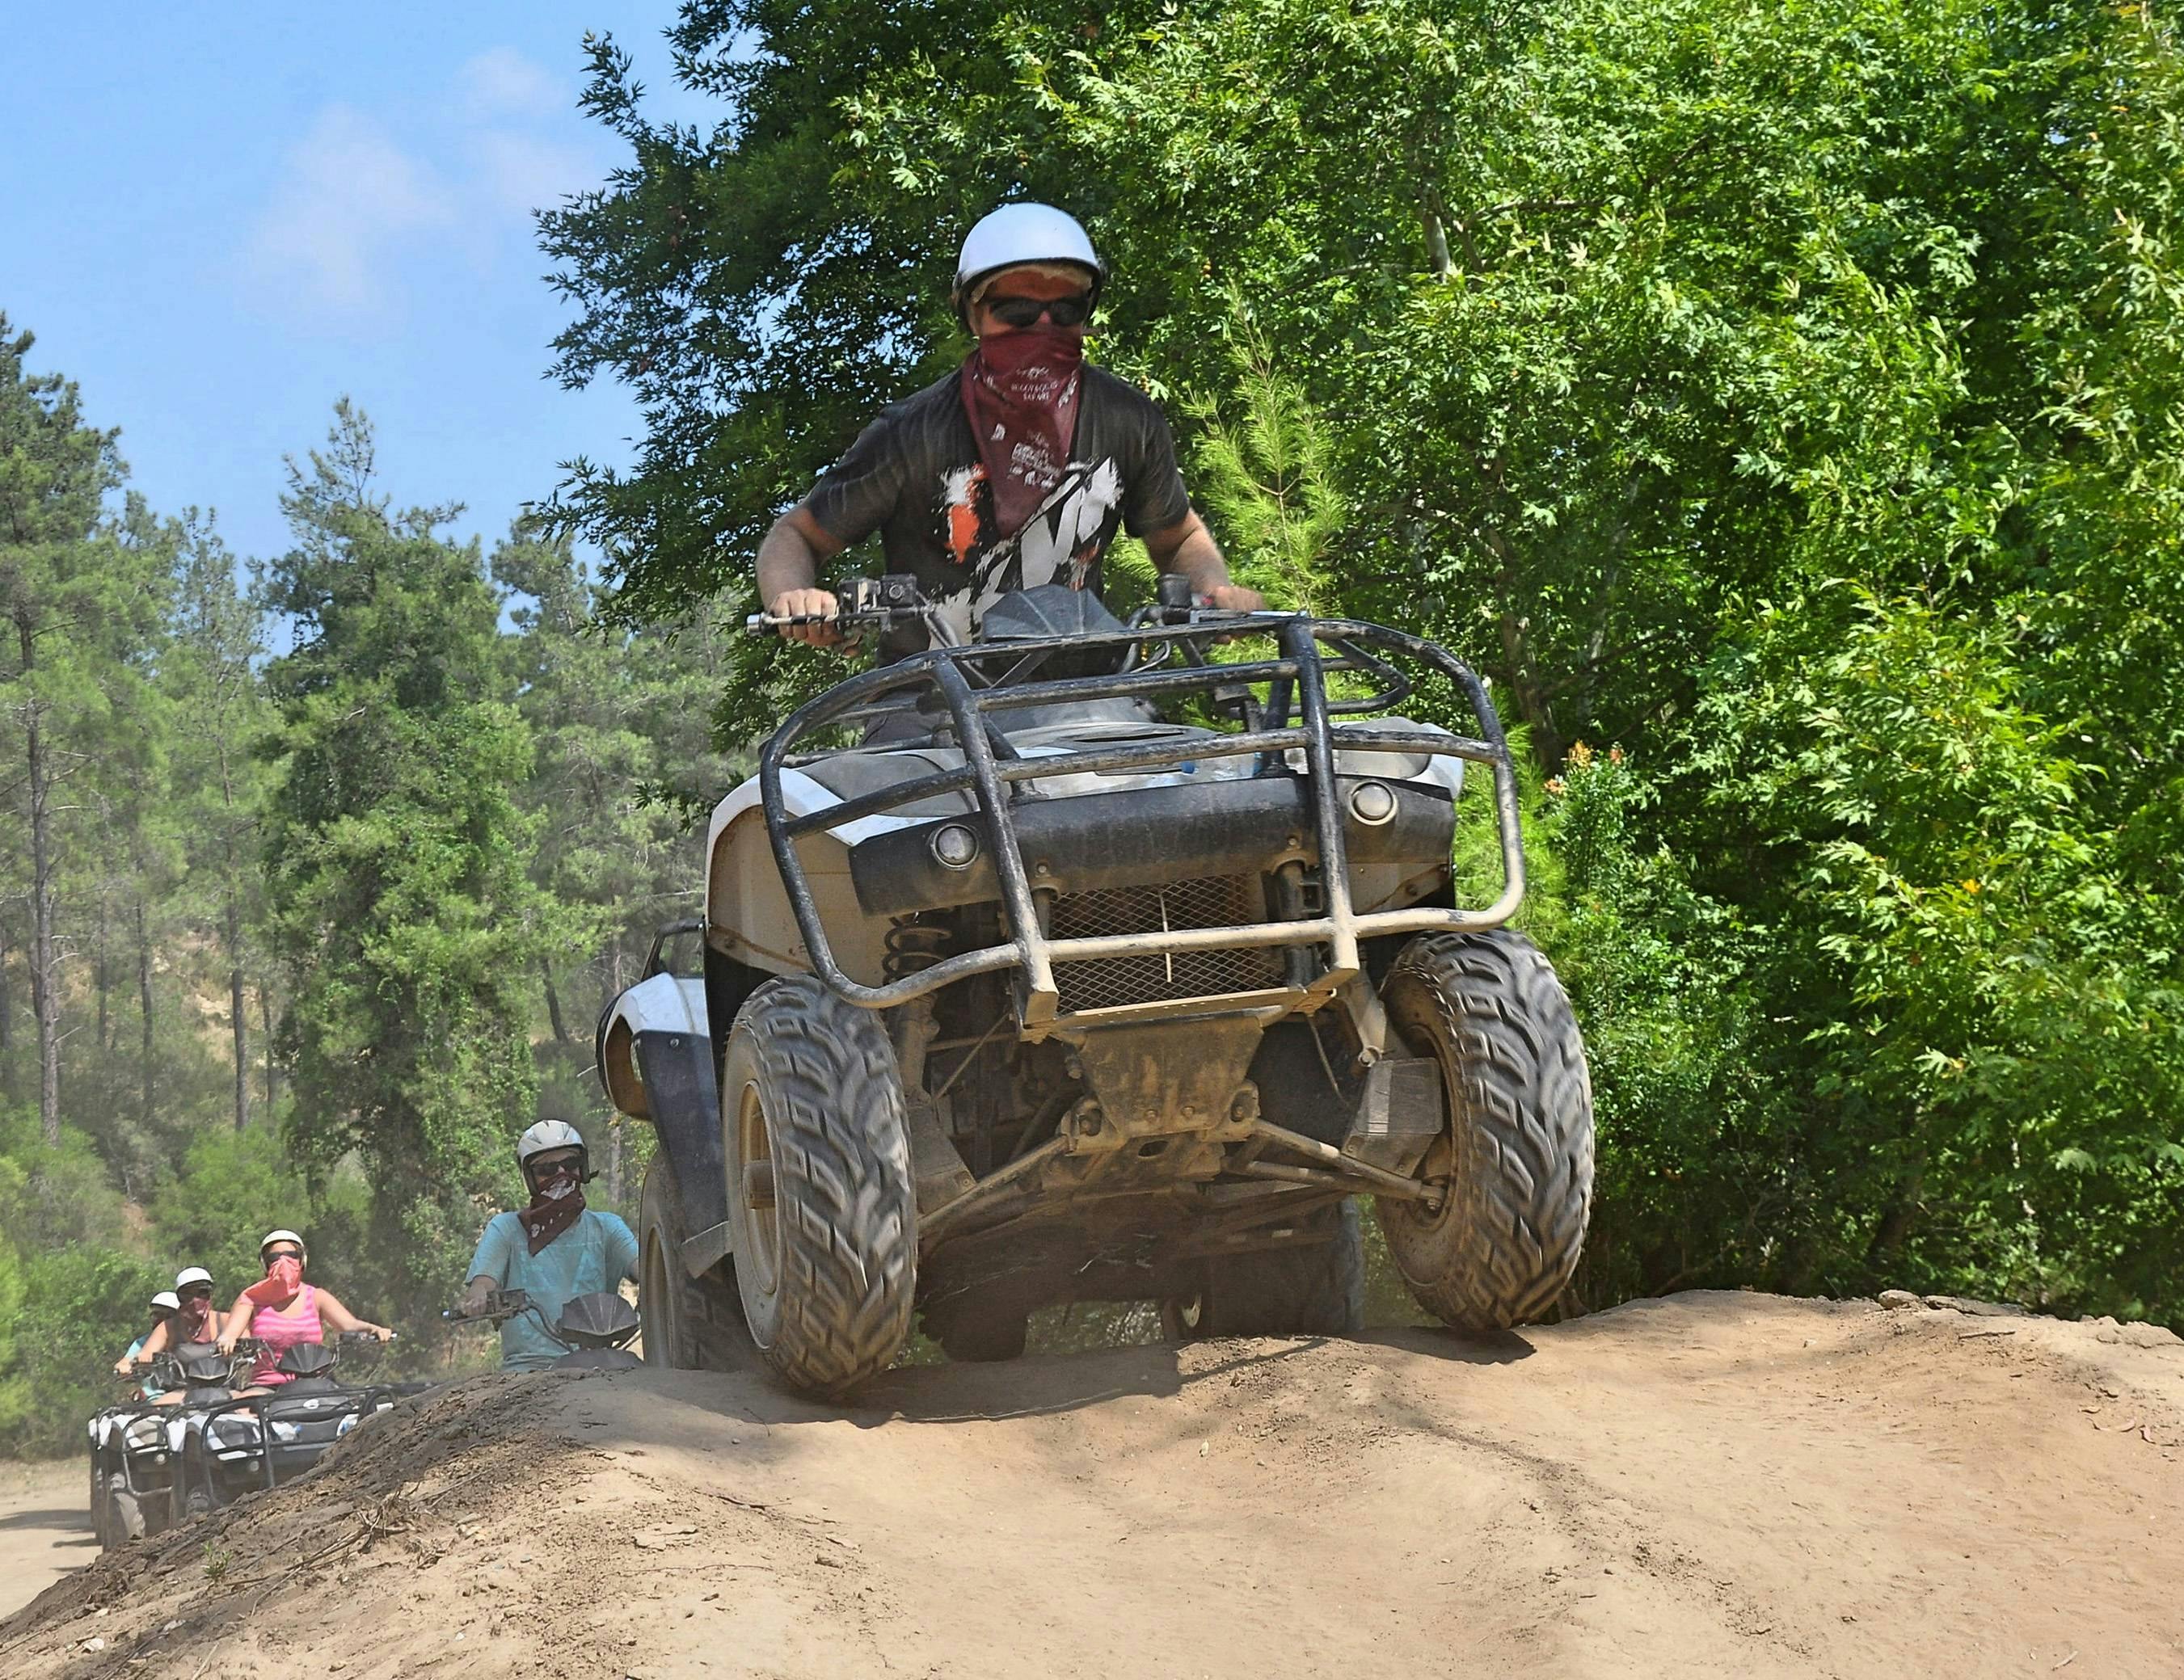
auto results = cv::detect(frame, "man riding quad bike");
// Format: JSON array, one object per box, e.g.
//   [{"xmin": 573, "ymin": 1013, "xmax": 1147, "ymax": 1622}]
[
  {"xmin": 596, "ymin": 205, "xmax": 1592, "ymax": 1396},
  {"xmin": 447, "ymin": 1288, "xmax": 643, "ymax": 1371}
]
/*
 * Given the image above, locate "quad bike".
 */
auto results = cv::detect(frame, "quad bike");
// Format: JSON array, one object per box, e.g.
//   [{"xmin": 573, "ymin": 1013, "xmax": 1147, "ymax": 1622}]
[
  {"xmin": 445, "ymin": 1288, "xmax": 645, "ymax": 1371},
  {"xmin": 169, "ymin": 1333, "xmax": 424, "ymax": 1521},
  {"xmin": 598, "ymin": 576, "xmax": 1593, "ymax": 1396},
  {"xmin": 90, "ymin": 1341, "xmax": 258, "ymax": 1547}
]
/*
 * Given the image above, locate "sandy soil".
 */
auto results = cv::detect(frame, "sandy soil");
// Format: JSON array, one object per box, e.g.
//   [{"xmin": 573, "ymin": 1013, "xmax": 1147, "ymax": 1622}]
[
  {"xmin": 3, "ymin": 1291, "xmax": 2180, "ymax": 1679},
  {"xmin": 0, "ymin": 1463, "xmax": 96, "ymax": 1620}
]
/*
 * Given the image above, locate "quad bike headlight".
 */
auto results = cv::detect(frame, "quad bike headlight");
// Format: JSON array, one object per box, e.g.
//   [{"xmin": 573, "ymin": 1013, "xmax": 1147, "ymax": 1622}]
[
  {"xmin": 1347, "ymin": 781, "xmax": 1398, "ymax": 825},
  {"xmin": 929, "ymin": 823, "xmax": 980, "ymax": 869}
]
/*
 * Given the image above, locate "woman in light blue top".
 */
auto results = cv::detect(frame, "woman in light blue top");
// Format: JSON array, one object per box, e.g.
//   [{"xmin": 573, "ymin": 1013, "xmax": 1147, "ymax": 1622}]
[{"xmin": 457, "ymin": 1122, "xmax": 638, "ymax": 1371}]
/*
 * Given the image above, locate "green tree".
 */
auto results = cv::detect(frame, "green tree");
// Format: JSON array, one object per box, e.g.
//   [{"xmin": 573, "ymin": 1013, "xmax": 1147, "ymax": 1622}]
[
  {"xmin": 493, "ymin": 520, "xmax": 735, "ymax": 1203},
  {"xmin": 0, "ymin": 320, "xmax": 171, "ymax": 1145},
  {"xmin": 167, "ymin": 512, "xmax": 275, "ymax": 1131},
  {"xmin": 262, "ymin": 402, "xmax": 559, "ymax": 1314}
]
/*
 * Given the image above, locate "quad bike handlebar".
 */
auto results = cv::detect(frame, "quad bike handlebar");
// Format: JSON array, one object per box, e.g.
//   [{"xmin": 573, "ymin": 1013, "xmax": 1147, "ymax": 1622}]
[
  {"xmin": 745, "ymin": 575, "xmax": 963, "ymax": 646},
  {"xmin": 753, "ymin": 579, "xmax": 1528, "ymax": 1030}
]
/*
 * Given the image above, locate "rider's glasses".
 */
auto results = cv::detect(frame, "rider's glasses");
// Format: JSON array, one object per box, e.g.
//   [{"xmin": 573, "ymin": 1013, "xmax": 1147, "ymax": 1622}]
[
  {"xmin": 983, "ymin": 293, "xmax": 1093, "ymax": 329},
  {"xmin": 531, "ymin": 1155, "xmax": 582, "ymax": 1181},
  {"xmin": 181, "ymin": 1285, "xmax": 213, "ymax": 1300},
  {"xmin": 263, "ymin": 1248, "xmax": 303, "ymax": 1267}
]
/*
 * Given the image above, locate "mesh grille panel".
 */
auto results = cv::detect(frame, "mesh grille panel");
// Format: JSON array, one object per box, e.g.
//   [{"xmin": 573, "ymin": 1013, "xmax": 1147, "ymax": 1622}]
[{"xmin": 1048, "ymin": 874, "xmax": 1284, "ymax": 1013}]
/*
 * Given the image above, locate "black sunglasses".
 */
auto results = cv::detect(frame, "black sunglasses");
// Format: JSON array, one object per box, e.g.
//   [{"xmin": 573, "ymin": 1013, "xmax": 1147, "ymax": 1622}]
[
  {"xmin": 181, "ymin": 1286, "xmax": 213, "ymax": 1300},
  {"xmin": 531, "ymin": 1155, "xmax": 583, "ymax": 1177},
  {"xmin": 983, "ymin": 293, "xmax": 1093, "ymax": 329},
  {"xmin": 264, "ymin": 1249, "xmax": 303, "ymax": 1265}
]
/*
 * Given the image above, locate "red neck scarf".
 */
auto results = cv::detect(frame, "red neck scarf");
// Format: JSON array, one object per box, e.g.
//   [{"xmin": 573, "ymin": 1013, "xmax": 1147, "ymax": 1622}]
[
  {"xmin": 517, "ymin": 1181, "xmax": 587, "ymax": 1257},
  {"xmin": 245, "ymin": 1257, "xmax": 305, "ymax": 1308},
  {"xmin": 960, "ymin": 326, "xmax": 1084, "ymax": 536}
]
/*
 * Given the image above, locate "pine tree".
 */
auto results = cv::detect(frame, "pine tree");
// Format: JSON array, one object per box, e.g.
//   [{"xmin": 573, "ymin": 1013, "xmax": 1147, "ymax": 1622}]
[
  {"xmin": 262, "ymin": 402, "xmax": 560, "ymax": 1311},
  {"xmin": 0, "ymin": 320, "xmax": 167, "ymax": 1145}
]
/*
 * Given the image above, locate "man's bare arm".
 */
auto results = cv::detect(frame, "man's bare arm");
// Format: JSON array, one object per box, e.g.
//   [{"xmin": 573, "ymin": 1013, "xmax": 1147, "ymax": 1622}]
[
  {"xmin": 756, "ymin": 505, "xmax": 850, "ymax": 645},
  {"xmin": 1143, "ymin": 512, "xmax": 1266, "ymax": 611}
]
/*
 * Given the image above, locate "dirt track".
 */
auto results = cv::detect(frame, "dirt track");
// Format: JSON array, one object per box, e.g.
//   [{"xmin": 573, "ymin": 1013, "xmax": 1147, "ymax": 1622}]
[{"xmin": 5, "ymin": 1291, "xmax": 2181, "ymax": 1678}]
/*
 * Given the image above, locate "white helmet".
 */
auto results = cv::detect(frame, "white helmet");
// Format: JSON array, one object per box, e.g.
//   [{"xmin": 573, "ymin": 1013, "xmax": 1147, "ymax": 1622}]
[
  {"xmin": 175, "ymin": 1265, "xmax": 212, "ymax": 1289},
  {"xmin": 953, "ymin": 203, "xmax": 1103, "ymax": 311},
  {"xmin": 517, "ymin": 1120, "xmax": 590, "ymax": 1185},
  {"xmin": 259, "ymin": 1229, "xmax": 307, "ymax": 1261},
  {"xmin": 150, "ymin": 1291, "xmax": 180, "ymax": 1312}
]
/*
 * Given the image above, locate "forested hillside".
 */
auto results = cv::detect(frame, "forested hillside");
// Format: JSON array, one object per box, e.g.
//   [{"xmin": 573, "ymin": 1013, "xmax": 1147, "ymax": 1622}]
[
  {"xmin": 0, "ymin": 347, "xmax": 728, "ymax": 1452},
  {"xmin": 4, "ymin": 0, "xmax": 2181, "ymax": 1457}
]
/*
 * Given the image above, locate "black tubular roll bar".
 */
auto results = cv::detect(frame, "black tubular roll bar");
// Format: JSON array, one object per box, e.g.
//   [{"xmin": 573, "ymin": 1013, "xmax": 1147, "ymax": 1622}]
[{"xmin": 756, "ymin": 614, "xmax": 1526, "ymax": 1028}]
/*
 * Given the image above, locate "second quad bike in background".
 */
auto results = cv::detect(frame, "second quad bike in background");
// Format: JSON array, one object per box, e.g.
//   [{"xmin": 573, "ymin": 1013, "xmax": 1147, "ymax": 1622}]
[
  {"xmin": 169, "ymin": 1333, "xmax": 424, "ymax": 1521},
  {"xmin": 600, "ymin": 578, "xmax": 1595, "ymax": 1394}
]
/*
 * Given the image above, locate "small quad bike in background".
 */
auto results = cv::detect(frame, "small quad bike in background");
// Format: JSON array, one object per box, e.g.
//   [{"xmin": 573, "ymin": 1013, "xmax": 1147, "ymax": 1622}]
[
  {"xmin": 170, "ymin": 1332, "xmax": 425, "ymax": 1520},
  {"xmin": 91, "ymin": 1342, "xmax": 257, "ymax": 1546},
  {"xmin": 599, "ymin": 578, "xmax": 1594, "ymax": 1395},
  {"xmin": 446, "ymin": 1288, "xmax": 644, "ymax": 1371}
]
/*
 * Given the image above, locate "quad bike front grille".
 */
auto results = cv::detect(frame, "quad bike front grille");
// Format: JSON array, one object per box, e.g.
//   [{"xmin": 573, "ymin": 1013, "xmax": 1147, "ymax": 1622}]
[{"xmin": 1048, "ymin": 874, "xmax": 1284, "ymax": 1013}]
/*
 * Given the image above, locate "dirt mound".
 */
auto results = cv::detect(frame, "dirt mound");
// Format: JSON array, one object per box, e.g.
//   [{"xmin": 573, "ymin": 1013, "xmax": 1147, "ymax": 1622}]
[{"xmin": 6, "ymin": 1291, "xmax": 2182, "ymax": 1678}]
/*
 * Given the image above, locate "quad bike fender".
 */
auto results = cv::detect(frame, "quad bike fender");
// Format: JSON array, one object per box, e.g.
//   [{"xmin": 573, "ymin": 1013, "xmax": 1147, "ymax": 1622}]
[
  {"xmin": 705, "ymin": 768, "xmax": 897, "ymax": 988},
  {"xmin": 597, "ymin": 972, "xmax": 730, "ymax": 1275}
]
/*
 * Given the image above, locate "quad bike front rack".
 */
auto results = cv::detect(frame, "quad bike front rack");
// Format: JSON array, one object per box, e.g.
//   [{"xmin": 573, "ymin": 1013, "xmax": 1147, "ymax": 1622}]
[{"xmin": 757, "ymin": 612, "xmax": 1525, "ymax": 1034}]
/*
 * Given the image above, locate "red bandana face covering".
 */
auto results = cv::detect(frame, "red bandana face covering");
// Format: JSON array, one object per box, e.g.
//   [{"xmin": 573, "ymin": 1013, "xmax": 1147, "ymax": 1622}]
[
  {"xmin": 517, "ymin": 1177, "xmax": 587, "ymax": 1257},
  {"xmin": 245, "ymin": 1257, "xmax": 304, "ymax": 1307},
  {"xmin": 960, "ymin": 326, "xmax": 1085, "ymax": 536}
]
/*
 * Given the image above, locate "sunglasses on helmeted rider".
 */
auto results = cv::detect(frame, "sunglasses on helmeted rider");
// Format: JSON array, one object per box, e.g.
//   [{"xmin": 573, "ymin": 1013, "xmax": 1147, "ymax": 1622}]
[
  {"xmin": 263, "ymin": 1248, "xmax": 303, "ymax": 1265},
  {"xmin": 180, "ymin": 1285, "xmax": 213, "ymax": 1300},
  {"xmin": 982, "ymin": 293, "xmax": 1094, "ymax": 329}
]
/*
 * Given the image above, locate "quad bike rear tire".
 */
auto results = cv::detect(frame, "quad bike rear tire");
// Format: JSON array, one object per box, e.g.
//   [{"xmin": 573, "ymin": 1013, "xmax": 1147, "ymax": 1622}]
[
  {"xmin": 1164, "ymin": 1201, "xmax": 1366, "ymax": 1339},
  {"xmin": 722, "ymin": 976, "xmax": 918, "ymax": 1396},
  {"xmin": 89, "ymin": 1455, "xmax": 108, "ymax": 1548},
  {"xmin": 639, "ymin": 1149, "xmax": 753, "ymax": 1372},
  {"xmin": 1376, "ymin": 930, "xmax": 1593, "ymax": 1330}
]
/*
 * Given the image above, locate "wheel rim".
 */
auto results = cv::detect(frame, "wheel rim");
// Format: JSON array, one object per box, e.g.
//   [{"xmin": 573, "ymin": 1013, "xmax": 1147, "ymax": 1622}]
[{"xmin": 736, "ymin": 1080, "xmax": 782, "ymax": 1299}]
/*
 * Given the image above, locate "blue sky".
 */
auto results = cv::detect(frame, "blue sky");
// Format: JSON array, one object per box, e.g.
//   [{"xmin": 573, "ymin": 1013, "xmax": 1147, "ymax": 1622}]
[{"xmin": 1, "ymin": 7, "xmax": 710, "ymax": 577}]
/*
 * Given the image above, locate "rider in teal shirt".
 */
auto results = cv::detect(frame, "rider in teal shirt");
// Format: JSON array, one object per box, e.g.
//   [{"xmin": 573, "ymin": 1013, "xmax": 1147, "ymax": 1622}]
[{"xmin": 459, "ymin": 1122, "xmax": 639, "ymax": 1371}]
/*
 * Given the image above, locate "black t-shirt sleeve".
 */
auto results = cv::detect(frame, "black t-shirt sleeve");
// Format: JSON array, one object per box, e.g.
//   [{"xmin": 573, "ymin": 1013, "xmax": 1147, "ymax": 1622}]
[
  {"xmin": 803, "ymin": 411, "xmax": 910, "ymax": 548},
  {"xmin": 1121, "ymin": 402, "xmax": 1192, "ymax": 537}
]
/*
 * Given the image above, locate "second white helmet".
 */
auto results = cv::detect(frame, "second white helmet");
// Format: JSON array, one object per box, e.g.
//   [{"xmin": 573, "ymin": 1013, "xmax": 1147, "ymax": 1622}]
[{"xmin": 954, "ymin": 203, "xmax": 1103, "ymax": 309}]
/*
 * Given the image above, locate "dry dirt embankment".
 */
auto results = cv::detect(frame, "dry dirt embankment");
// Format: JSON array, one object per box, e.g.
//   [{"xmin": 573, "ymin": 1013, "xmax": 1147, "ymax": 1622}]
[{"xmin": 5, "ymin": 1291, "xmax": 2182, "ymax": 1679}]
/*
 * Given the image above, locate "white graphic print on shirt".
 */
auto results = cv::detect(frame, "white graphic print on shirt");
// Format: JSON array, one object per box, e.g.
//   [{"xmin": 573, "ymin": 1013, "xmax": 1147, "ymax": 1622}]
[{"xmin": 930, "ymin": 457, "xmax": 1124, "ymax": 645}]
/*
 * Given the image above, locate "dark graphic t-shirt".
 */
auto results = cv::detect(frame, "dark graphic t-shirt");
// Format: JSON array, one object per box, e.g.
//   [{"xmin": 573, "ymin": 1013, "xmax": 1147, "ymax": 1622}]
[{"xmin": 803, "ymin": 365, "xmax": 1191, "ymax": 656}]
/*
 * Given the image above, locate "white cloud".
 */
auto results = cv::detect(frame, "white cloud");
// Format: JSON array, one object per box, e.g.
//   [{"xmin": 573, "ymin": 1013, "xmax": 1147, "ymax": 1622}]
[
  {"xmin": 238, "ymin": 51, "xmax": 607, "ymax": 327},
  {"xmin": 242, "ymin": 106, "xmax": 455, "ymax": 316},
  {"xmin": 472, "ymin": 129, "xmax": 598, "ymax": 221},
  {"xmin": 458, "ymin": 47, "xmax": 563, "ymax": 120}
]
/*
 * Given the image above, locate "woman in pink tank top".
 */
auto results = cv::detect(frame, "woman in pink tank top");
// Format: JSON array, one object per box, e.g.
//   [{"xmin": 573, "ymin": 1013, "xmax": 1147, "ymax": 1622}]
[{"xmin": 217, "ymin": 1228, "xmax": 392, "ymax": 1392}]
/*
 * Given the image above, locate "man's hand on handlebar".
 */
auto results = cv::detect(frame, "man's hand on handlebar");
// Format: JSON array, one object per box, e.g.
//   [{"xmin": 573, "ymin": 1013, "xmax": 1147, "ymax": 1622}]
[
  {"xmin": 1201, "ymin": 583, "xmax": 1267, "ymax": 613},
  {"xmin": 768, "ymin": 587, "xmax": 843, "ymax": 646}
]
